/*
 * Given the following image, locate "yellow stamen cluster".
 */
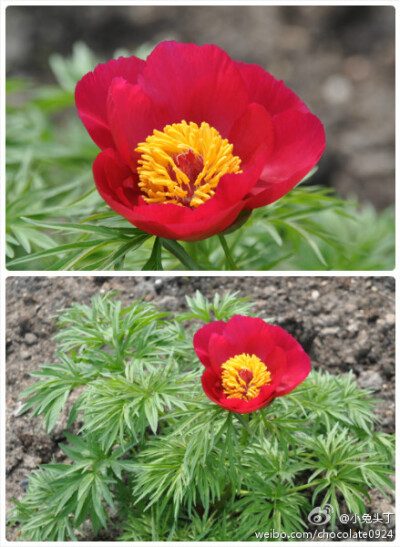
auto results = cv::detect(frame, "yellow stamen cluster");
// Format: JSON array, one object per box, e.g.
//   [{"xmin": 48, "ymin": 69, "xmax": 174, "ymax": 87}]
[
  {"xmin": 135, "ymin": 120, "xmax": 242, "ymax": 208},
  {"xmin": 221, "ymin": 353, "xmax": 271, "ymax": 401}
]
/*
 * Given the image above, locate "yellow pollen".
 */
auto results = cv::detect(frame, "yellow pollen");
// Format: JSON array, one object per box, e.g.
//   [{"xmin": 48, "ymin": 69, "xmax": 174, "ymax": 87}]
[
  {"xmin": 135, "ymin": 121, "xmax": 242, "ymax": 208},
  {"xmin": 221, "ymin": 353, "xmax": 271, "ymax": 401}
]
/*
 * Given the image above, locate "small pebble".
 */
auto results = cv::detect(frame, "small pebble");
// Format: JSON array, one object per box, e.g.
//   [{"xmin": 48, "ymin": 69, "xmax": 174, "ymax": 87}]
[
  {"xmin": 385, "ymin": 313, "xmax": 395, "ymax": 325},
  {"xmin": 382, "ymin": 362, "xmax": 394, "ymax": 377},
  {"xmin": 154, "ymin": 278, "xmax": 163, "ymax": 293},
  {"xmin": 358, "ymin": 370, "xmax": 383, "ymax": 391},
  {"xmin": 23, "ymin": 333, "xmax": 37, "ymax": 346},
  {"xmin": 320, "ymin": 326, "xmax": 340, "ymax": 336},
  {"xmin": 347, "ymin": 321, "xmax": 360, "ymax": 334}
]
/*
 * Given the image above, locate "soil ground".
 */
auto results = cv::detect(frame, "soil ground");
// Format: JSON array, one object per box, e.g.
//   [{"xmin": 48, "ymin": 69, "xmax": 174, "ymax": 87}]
[
  {"xmin": 5, "ymin": 276, "xmax": 395, "ymax": 541},
  {"xmin": 6, "ymin": 5, "xmax": 395, "ymax": 209}
]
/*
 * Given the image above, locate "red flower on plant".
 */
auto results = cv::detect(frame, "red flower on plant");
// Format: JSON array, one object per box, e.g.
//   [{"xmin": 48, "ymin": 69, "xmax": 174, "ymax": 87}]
[
  {"xmin": 76, "ymin": 41, "xmax": 325, "ymax": 241},
  {"xmin": 193, "ymin": 315, "xmax": 311, "ymax": 413}
]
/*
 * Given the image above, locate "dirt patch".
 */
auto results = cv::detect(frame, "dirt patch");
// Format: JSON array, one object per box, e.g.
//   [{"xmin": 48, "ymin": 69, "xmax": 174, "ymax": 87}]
[
  {"xmin": 5, "ymin": 276, "xmax": 395, "ymax": 540},
  {"xmin": 6, "ymin": 5, "xmax": 395, "ymax": 209}
]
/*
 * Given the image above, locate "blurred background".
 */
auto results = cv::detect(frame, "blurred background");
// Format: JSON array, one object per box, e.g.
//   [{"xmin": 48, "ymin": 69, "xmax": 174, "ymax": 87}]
[{"xmin": 6, "ymin": 4, "xmax": 395, "ymax": 209}]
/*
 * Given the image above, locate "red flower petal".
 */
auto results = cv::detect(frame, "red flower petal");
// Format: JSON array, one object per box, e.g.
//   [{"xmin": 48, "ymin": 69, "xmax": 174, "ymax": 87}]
[
  {"xmin": 201, "ymin": 367, "xmax": 224, "ymax": 404},
  {"xmin": 138, "ymin": 41, "xmax": 250, "ymax": 137},
  {"xmin": 114, "ymin": 196, "xmax": 245, "ymax": 242},
  {"xmin": 211, "ymin": 143, "xmax": 269, "ymax": 211},
  {"xmin": 222, "ymin": 315, "xmax": 268, "ymax": 342},
  {"xmin": 228, "ymin": 103, "xmax": 274, "ymax": 164},
  {"xmin": 75, "ymin": 56, "xmax": 145, "ymax": 149},
  {"xmin": 203, "ymin": 316, "xmax": 274, "ymax": 371},
  {"xmin": 262, "ymin": 345, "xmax": 287, "ymax": 386},
  {"xmin": 235, "ymin": 61, "xmax": 310, "ymax": 116},
  {"xmin": 268, "ymin": 325, "xmax": 311, "ymax": 396},
  {"xmin": 208, "ymin": 333, "xmax": 238, "ymax": 374},
  {"xmin": 243, "ymin": 110, "xmax": 326, "ymax": 209},
  {"xmin": 193, "ymin": 321, "xmax": 227, "ymax": 369},
  {"xmin": 274, "ymin": 348, "xmax": 311, "ymax": 396},
  {"xmin": 107, "ymin": 78, "xmax": 172, "ymax": 171},
  {"xmin": 218, "ymin": 389, "xmax": 275, "ymax": 413},
  {"xmin": 93, "ymin": 148, "xmax": 137, "ymax": 208}
]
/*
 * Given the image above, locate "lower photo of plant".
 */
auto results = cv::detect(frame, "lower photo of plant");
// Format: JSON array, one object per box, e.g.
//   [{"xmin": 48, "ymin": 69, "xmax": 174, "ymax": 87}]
[{"xmin": 6, "ymin": 277, "xmax": 394, "ymax": 542}]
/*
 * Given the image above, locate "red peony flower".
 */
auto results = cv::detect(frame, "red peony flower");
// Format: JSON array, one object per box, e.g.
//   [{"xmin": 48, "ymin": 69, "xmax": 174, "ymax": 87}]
[
  {"xmin": 76, "ymin": 41, "xmax": 325, "ymax": 241},
  {"xmin": 193, "ymin": 315, "xmax": 311, "ymax": 413}
]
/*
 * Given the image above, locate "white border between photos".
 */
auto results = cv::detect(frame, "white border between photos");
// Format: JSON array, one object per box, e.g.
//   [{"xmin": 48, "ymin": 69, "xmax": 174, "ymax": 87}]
[{"xmin": 0, "ymin": 1, "xmax": 398, "ymax": 546}]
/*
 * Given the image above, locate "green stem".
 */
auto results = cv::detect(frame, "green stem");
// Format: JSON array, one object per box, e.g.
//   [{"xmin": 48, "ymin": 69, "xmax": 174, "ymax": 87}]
[
  {"xmin": 236, "ymin": 413, "xmax": 251, "ymax": 446},
  {"xmin": 186, "ymin": 241, "xmax": 198, "ymax": 262},
  {"xmin": 218, "ymin": 234, "xmax": 237, "ymax": 270},
  {"xmin": 161, "ymin": 238, "xmax": 202, "ymax": 270},
  {"xmin": 288, "ymin": 480, "xmax": 322, "ymax": 493}
]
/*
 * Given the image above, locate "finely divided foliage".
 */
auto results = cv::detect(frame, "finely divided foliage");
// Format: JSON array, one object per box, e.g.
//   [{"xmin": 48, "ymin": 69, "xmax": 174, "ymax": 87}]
[{"xmin": 9, "ymin": 292, "xmax": 394, "ymax": 541}]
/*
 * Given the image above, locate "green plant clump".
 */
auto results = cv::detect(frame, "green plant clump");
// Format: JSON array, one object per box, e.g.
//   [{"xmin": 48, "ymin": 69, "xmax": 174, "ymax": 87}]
[
  {"xmin": 8, "ymin": 291, "xmax": 394, "ymax": 541},
  {"xmin": 6, "ymin": 42, "xmax": 395, "ymax": 271}
]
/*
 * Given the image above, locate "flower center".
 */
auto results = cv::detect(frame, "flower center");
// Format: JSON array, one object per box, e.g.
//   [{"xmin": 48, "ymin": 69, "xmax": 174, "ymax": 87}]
[
  {"xmin": 221, "ymin": 353, "xmax": 271, "ymax": 401},
  {"xmin": 135, "ymin": 121, "xmax": 242, "ymax": 208}
]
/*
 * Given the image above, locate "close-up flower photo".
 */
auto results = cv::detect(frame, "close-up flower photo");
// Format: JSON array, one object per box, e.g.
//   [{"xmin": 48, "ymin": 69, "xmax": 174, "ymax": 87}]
[
  {"xmin": 5, "ymin": 5, "xmax": 395, "ymax": 270},
  {"xmin": 75, "ymin": 41, "xmax": 325, "ymax": 243},
  {"xmin": 5, "ymin": 277, "xmax": 395, "ymax": 541}
]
